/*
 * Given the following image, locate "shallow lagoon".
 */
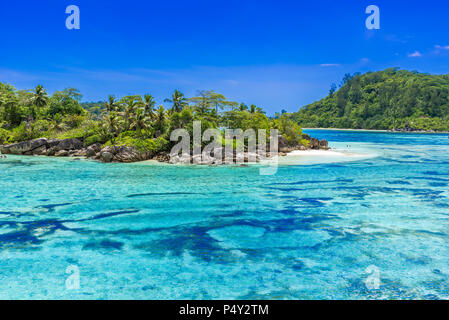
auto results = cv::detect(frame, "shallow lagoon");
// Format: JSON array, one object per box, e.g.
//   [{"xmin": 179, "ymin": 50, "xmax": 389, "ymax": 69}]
[{"xmin": 1, "ymin": 129, "xmax": 449, "ymax": 299}]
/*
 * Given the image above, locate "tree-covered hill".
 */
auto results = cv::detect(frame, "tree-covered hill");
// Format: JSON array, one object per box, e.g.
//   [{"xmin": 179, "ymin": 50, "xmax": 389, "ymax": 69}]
[{"xmin": 293, "ymin": 68, "xmax": 449, "ymax": 131}]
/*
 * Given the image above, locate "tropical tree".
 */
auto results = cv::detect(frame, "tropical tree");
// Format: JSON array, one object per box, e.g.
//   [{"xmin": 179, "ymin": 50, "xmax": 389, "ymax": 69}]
[
  {"xmin": 189, "ymin": 91, "xmax": 213, "ymax": 116},
  {"xmin": 143, "ymin": 94, "xmax": 156, "ymax": 119},
  {"xmin": 130, "ymin": 108, "xmax": 151, "ymax": 136},
  {"xmin": 51, "ymin": 113, "xmax": 67, "ymax": 132},
  {"xmin": 153, "ymin": 105, "xmax": 167, "ymax": 136},
  {"xmin": 271, "ymin": 114, "xmax": 306, "ymax": 146},
  {"xmin": 164, "ymin": 90, "xmax": 188, "ymax": 113},
  {"xmin": 30, "ymin": 85, "xmax": 48, "ymax": 119},
  {"xmin": 209, "ymin": 91, "xmax": 238, "ymax": 113},
  {"xmin": 105, "ymin": 95, "xmax": 118, "ymax": 113},
  {"xmin": 238, "ymin": 103, "xmax": 248, "ymax": 111},
  {"xmin": 0, "ymin": 91, "xmax": 22, "ymax": 127},
  {"xmin": 102, "ymin": 111, "xmax": 120, "ymax": 143},
  {"xmin": 119, "ymin": 95, "xmax": 142, "ymax": 131},
  {"xmin": 48, "ymin": 88, "xmax": 85, "ymax": 116},
  {"xmin": 190, "ymin": 90, "xmax": 238, "ymax": 115}
]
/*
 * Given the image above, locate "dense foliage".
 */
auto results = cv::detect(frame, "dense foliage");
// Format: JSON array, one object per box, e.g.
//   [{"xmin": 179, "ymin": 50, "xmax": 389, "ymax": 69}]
[
  {"xmin": 293, "ymin": 68, "xmax": 449, "ymax": 131},
  {"xmin": 0, "ymin": 85, "xmax": 304, "ymax": 154}
]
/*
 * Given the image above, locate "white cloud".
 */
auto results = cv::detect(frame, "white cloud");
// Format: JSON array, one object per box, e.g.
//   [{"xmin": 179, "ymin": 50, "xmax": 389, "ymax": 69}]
[
  {"xmin": 435, "ymin": 45, "xmax": 449, "ymax": 50},
  {"xmin": 408, "ymin": 51, "xmax": 422, "ymax": 58},
  {"xmin": 385, "ymin": 35, "xmax": 408, "ymax": 44},
  {"xmin": 320, "ymin": 64, "xmax": 340, "ymax": 67}
]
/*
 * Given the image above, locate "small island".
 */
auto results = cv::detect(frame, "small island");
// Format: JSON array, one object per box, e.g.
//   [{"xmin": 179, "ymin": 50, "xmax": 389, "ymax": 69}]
[
  {"xmin": 4, "ymin": 68, "xmax": 446, "ymax": 164},
  {"xmin": 0, "ymin": 85, "xmax": 328, "ymax": 163}
]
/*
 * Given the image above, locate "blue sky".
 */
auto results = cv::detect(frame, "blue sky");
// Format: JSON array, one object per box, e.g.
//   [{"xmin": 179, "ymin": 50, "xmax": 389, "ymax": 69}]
[{"xmin": 1, "ymin": 0, "xmax": 449, "ymax": 114}]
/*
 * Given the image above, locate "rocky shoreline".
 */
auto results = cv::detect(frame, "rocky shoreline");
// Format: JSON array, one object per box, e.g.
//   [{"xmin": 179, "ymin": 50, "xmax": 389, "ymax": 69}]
[
  {"xmin": 389, "ymin": 128, "xmax": 440, "ymax": 133},
  {"xmin": 0, "ymin": 134, "xmax": 329, "ymax": 164},
  {"xmin": 389, "ymin": 123, "xmax": 441, "ymax": 133}
]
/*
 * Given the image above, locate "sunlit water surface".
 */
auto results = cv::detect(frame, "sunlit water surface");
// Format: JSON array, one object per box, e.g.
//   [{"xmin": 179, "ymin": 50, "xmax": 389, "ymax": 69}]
[{"xmin": 1, "ymin": 129, "xmax": 449, "ymax": 299}]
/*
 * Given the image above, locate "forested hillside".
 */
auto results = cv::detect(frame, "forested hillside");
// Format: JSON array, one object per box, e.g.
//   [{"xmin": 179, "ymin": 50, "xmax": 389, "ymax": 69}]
[{"xmin": 293, "ymin": 68, "xmax": 449, "ymax": 131}]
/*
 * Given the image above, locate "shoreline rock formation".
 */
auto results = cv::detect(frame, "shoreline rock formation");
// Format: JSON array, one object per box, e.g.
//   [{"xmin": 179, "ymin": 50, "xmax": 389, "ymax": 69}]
[{"xmin": 0, "ymin": 135, "xmax": 330, "ymax": 164}]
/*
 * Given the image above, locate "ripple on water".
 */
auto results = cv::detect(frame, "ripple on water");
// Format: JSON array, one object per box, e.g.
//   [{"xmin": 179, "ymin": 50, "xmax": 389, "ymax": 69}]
[
  {"xmin": 208, "ymin": 225, "xmax": 331, "ymax": 250},
  {"xmin": 1, "ymin": 132, "xmax": 449, "ymax": 299},
  {"xmin": 83, "ymin": 240, "xmax": 124, "ymax": 251}
]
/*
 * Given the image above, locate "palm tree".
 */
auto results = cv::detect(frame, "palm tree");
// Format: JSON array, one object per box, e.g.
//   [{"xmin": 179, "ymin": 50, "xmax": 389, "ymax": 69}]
[
  {"xmin": 51, "ymin": 113, "xmax": 67, "ymax": 132},
  {"xmin": 104, "ymin": 95, "xmax": 118, "ymax": 113},
  {"xmin": 130, "ymin": 108, "xmax": 151, "ymax": 136},
  {"xmin": 164, "ymin": 90, "xmax": 188, "ymax": 113},
  {"xmin": 238, "ymin": 103, "xmax": 248, "ymax": 111},
  {"xmin": 249, "ymin": 104, "xmax": 264, "ymax": 114},
  {"xmin": 153, "ymin": 105, "xmax": 167, "ymax": 136},
  {"xmin": 255, "ymin": 106, "xmax": 265, "ymax": 114},
  {"xmin": 102, "ymin": 111, "xmax": 120, "ymax": 143},
  {"xmin": 143, "ymin": 94, "xmax": 156, "ymax": 119},
  {"xmin": 119, "ymin": 96, "xmax": 142, "ymax": 131},
  {"xmin": 30, "ymin": 85, "xmax": 48, "ymax": 119}
]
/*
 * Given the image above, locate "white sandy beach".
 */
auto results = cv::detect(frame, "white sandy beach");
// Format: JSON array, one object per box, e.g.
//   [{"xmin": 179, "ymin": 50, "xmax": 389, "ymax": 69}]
[
  {"xmin": 274, "ymin": 143, "xmax": 379, "ymax": 166},
  {"xmin": 286, "ymin": 149, "xmax": 353, "ymax": 157}
]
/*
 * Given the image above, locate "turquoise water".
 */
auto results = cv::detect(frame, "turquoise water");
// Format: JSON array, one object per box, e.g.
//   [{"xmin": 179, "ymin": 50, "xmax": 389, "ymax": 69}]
[{"xmin": 1, "ymin": 129, "xmax": 449, "ymax": 300}]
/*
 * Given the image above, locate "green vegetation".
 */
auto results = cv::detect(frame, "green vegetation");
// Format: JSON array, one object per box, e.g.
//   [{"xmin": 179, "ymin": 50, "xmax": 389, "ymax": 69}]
[
  {"xmin": 293, "ymin": 68, "xmax": 449, "ymax": 131},
  {"xmin": 0, "ymin": 84, "xmax": 304, "ymax": 154}
]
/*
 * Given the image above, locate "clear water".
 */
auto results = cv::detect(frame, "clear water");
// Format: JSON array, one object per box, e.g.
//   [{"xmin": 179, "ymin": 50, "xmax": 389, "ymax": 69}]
[{"xmin": 1, "ymin": 129, "xmax": 449, "ymax": 300}]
